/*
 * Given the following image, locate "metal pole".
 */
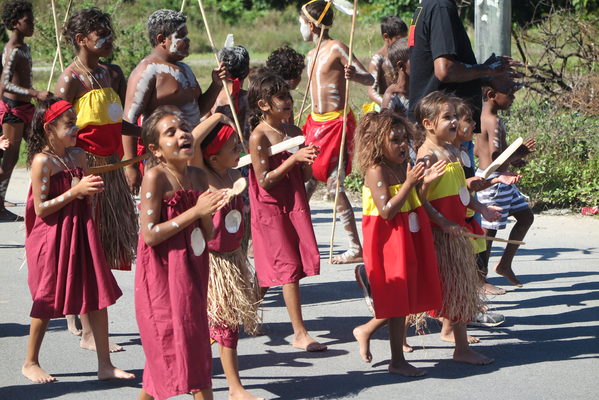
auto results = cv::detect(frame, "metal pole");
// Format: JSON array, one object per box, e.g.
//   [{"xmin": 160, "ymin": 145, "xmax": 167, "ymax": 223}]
[{"xmin": 474, "ymin": 0, "xmax": 511, "ymax": 62}]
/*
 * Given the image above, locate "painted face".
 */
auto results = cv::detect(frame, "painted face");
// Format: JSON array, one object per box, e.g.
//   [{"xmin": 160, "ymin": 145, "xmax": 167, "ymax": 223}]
[
  {"xmin": 434, "ymin": 103, "xmax": 458, "ymax": 142},
  {"xmin": 299, "ymin": 16, "xmax": 312, "ymax": 42},
  {"xmin": 15, "ymin": 12, "xmax": 34, "ymax": 36},
  {"xmin": 168, "ymin": 24, "xmax": 190, "ymax": 58},
  {"xmin": 48, "ymin": 109, "xmax": 79, "ymax": 147},
  {"xmin": 89, "ymin": 26, "xmax": 113, "ymax": 56},
  {"xmin": 384, "ymin": 125, "xmax": 409, "ymax": 164},
  {"xmin": 269, "ymin": 91, "xmax": 293, "ymax": 120},
  {"xmin": 456, "ymin": 112, "xmax": 476, "ymax": 142},
  {"xmin": 157, "ymin": 115, "xmax": 194, "ymax": 161},
  {"xmin": 211, "ymin": 133, "xmax": 242, "ymax": 169}
]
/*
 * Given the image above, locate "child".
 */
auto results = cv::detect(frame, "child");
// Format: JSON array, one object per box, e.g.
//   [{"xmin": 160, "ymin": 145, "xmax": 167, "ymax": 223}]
[
  {"xmin": 382, "ymin": 37, "xmax": 410, "ymax": 115},
  {"xmin": 247, "ymin": 72, "xmax": 325, "ymax": 352},
  {"xmin": 366, "ymin": 16, "xmax": 408, "ymax": 110},
  {"xmin": 135, "ymin": 106, "xmax": 227, "ymax": 400},
  {"xmin": 265, "ymin": 46, "xmax": 306, "ymax": 91},
  {"xmin": 123, "ymin": 9, "xmax": 226, "ymax": 193},
  {"xmin": 22, "ymin": 98, "xmax": 133, "ymax": 383},
  {"xmin": 1, "ymin": 0, "xmax": 51, "ymax": 222},
  {"xmin": 415, "ymin": 90, "xmax": 501, "ymax": 365},
  {"xmin": 475, "ymin": 76, "xmax": 535, "ymax": 287},
  {"xmin": 353, "ymin": 109, "xmax": 444, "ymax": 376},
  {"xmin": 195, "ymin": 119, "xmax": 263, "ymax": 400},
  {"xmin": 299, "ymin": 0, "xmax": 373, "ymax": 264}
]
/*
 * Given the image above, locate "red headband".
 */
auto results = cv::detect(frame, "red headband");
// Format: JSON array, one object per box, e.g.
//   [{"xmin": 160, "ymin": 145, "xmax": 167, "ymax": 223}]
[
  {"xmin": 44, "ymin": 100, "xmax": 73, "ymax": 125},
  {"xmin": 203, "ymin": 124, "xmax": 235, "ymax": 159}
]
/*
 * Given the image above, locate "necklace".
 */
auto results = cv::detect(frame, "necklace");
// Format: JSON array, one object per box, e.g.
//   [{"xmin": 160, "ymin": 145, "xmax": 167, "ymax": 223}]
[
  {"xmin": 162, "ymin": 163, "xmax": 187, "ymax": 191},
  {"xmin": 73, "ymin": 56, "xmax": 104, "ymax": 89},
  {"xmin": 262, "ymin": 119, "xmax": 288, "ymax": 141},
  {"xmin": 43, "ymin": 149, "xmax": 80, "ymax": 189}
]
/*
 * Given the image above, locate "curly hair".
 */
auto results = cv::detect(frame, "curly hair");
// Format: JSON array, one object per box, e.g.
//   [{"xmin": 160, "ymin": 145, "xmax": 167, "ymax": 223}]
[
  {"xmin": 304, "ymin": 0, "xmax": 334, "ymax": 28},
  {"xmin": 64, "ymin": 8, "xmax": 113, "ymax": 53},
  {"xmin": 266, "ymin": 46, "xmax": 305, "ymax": 82},
  {"xmin": 147, "ymin": 9, "xmax": 186, "ymax": 47},
  {"xmin": 247, "ymin": 72, "xmax": 290, "ymax": 132},
  {"xmin": 28, "ymin": 98, "xmax": 63, "ymax": 167},
  {"xmin": 355, "ymin": 109, "xmax": 418, "ymax": 174},
  {"xmin": 218, "ymin": 45, "xmax": 250, "ymax": 80},
  {"xmin": 2, "ymin": 0, "xmax": 32, "ymax": 31}
]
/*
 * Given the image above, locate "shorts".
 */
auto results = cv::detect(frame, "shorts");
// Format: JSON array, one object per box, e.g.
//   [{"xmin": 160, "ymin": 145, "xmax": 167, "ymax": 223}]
[
  {"xmin": 1, "ymin": 97, "xmax": 31, "ymax": 124},
  {"xmin": 476, "ymin": 169, "xmax": 530, "ymax": 230}
]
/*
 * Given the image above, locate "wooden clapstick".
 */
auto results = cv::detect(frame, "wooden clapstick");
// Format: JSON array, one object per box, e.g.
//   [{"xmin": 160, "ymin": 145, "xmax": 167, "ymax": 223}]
[
  {"xmin": 463, "ymin": 231, "xmax": 526, "ymax": 245},
  {"xmin": 235, "ymin": 135, "xmax": 305, "ymax": 169},
  {"xmin": 86, "ymin": 154, "xmax": 149, "ymax": 175}
]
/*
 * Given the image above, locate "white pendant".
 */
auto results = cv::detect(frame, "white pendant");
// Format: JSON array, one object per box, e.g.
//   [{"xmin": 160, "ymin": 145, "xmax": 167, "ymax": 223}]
[
  {"xmin": 461, "ymin": 150, "xmax": 471, "ymax": 168},
  {"xmin": 224, "ymin": 210, "xmax": 242, "ymax": 233},
  {"xmin": 459, "ymin": 186, "xmax": 470, "ymax": 206},
  {"xmin": 408, "ymin": 212, "xmax": 420, "ymax": 233},
  {"xmin": 191, "ymin": 227, "xmax": 206, "ymax": 256}
]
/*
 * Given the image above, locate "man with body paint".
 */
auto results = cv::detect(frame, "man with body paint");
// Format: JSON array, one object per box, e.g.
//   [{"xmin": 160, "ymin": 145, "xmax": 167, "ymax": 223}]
[
  {"xmin": 122, "ymin": 9, "xmax": 227, "ymax": 194},
  {"xmin": 300, "ymin": 0, "xmax": 373, "ymax": 264},
  {"xmin": 0, "ymin": 0, "xmax": 51, "ymax": 221}
]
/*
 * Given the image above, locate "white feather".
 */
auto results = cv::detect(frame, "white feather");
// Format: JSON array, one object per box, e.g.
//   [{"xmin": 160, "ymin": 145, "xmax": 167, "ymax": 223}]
[
  {"xmin": 332, "ymin": 0, "xmax": 357, "ymax": 15},
  {"xmin": 224, "ymin": 33, "xmax": 234, "ymax": 48}
]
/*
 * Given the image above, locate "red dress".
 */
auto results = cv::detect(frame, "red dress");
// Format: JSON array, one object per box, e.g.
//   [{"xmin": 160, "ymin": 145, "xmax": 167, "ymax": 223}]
[
  {"xmin": 135, "ymin": 190, "xmax": 211, "ymax": 400},
  {"xmin": 25, "ymin": 168, "xmax": 122, "ymax": 319},
  {"xmin": 248, "ymin": 152, "xmax": 320, "ymax": 287},
  {"xmin": 362, "ymin": 184, "xmax": 442, "ymax": 319}
]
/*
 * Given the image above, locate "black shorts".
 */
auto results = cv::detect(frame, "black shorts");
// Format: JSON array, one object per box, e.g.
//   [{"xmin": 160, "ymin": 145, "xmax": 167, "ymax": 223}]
[{"xmin": 1, "ymin": 96, "xmax": 31, "ymax": 124}]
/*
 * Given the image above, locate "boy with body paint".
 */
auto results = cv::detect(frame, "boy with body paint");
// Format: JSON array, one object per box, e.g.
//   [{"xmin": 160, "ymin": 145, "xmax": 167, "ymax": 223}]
[
  {"xmin": 123, "ymin": 9, "xmax": 226, "ymax": 194},
  {"xmin": 0, "ymin": 0, "xmax": 51, "ymax": 221},
  {"xmin": 300, "ymin": 0, "xmax": 373, "ymax": 264}
]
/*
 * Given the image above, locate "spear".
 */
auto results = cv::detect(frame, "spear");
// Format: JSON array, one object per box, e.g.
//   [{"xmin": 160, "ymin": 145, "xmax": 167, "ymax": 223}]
[{"xmin": 47, "ymin": 0, "xmax": 72, "ymax": 91}]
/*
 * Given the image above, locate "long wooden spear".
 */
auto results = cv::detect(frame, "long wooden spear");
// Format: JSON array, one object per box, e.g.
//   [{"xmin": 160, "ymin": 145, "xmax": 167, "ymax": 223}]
[
  {"xmin": 46, "ymin": 0, "xmax": 73, "ymax": 91},
  {"xmin": 195, "ymin": 0, "xmax": 247, "ymax": 153},
  {"xmin": 295, "ymin": 27, "xmax": 325, "ymax": 126},
  {"xmin": 180, "ymin": 0, "xmax": 187, "ymax": 13},
  {"xmin": 47, "ymin": 0, "xmax": 68, "ymax": 92},
  {"xmin": 328, "ymin": 0, "xmax": 358, "ymax": 263}
]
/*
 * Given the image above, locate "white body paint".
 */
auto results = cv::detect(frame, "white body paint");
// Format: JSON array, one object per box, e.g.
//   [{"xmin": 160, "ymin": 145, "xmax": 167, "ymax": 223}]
[
  {"xmin": 1, "ymin": 46, "xmax": 32, "ymax": 96},
  {"xmin": 94, "ymin": 34, "xmax": 112, "ymax": 49},
  {"xmin": 169, "ymin": 24, "xmax": 188, "ymax": 56}
]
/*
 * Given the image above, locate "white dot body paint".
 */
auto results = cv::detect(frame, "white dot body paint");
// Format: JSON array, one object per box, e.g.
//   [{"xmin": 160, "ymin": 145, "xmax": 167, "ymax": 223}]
[
  {"xmin": 42, "ymin": 201, "xmax": 49, "ymax": 207},
  {"xmin": 380, "ymin": 195, "xmax": 386, "ymax": 200},
  {"xmin": 41, "ymin": 185, "xmax": 47, "ymax": 192},
  {"xmin": 147, "ymin": 223, "xmax": 154, "ymax": 231},
  {"xmin": 59, "ymin": 87, "xmax": 64, "ymax": 93},
  {"xmin": 154, "ymin": 226, "xmax": 160, "ymax": 233},
  {"xmin": 261, "ymin": 160, "xmax": 265, "ymax": 164},
  {"xmin": 257, "ymin": 146, "xmax": 262, "ymax": 151},
  {"xmin": 64, "ymin": 76, "xmax": 69, "ymax": 82},
  {"xmin": 147, "ymin": 209, "xmax": 154, "ymax": 215},
  {"xmin": 166, "ymin": 141, "xmax": 173, "ymax": 147},
  {"xmin": 259, "ymin": 179, "xmax": 264, "ymax": 183},
  {"xmin": 58, "ymin": 196, "xmax": 64, "ymax": 203},
  {"xmin": 171, "ymin": 119, "xmax": 177, "ymax": 123},
  {"xmin": 66, "ymin": 191, "xmax": 72, "ymax": 197},
  {"xmin": 41, "ymin": 194, "xmax": 47, "ymax": 200},
  {"xmin": 377, "ymin": 181, "xmax": 383, "ymax": 187},
  {"xmin": 463, "ymin": 127, "xmax": 468, "ymax": 132},
  {"xmin": 171, "ymin": 221, "xmax": 179, "ymax": 228},
  {"xmin": 42, "ymin": 166, "xmax": 48, "ymax": 174},
  {"xmin": 145, "ymin": 192, "xmax": 152, "ymax": 199},
  {"xmin": 50, "ymin": 199, "xmax": 56, "ymax": 205},
  {"xmin": 173, "ymin": 151, "xmax": 178, "ymax": 156},
  {"xmin": 42, "ymin": 177, "xmax": 48, "ymax": 183},
  {"xmin": 386, "ymin": 201, "xmax": 392, "ymax": 209}
]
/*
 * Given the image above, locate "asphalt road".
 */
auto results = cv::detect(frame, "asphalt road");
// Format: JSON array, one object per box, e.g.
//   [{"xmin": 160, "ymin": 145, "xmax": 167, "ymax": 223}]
[{"xmin": 1, "ymin": 168, "xmax": 598, "ymax": 400}]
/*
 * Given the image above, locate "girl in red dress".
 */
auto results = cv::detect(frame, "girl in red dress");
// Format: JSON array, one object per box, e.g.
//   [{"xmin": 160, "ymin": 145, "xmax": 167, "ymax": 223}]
[
  {"xmin": 353, "ymin": 109, "xmax": 444, "ymax": 376},
  {"xmin": 22, "ymin": 98, "xmax": 133, "ymax": 383},
  {"xmin": 135, "ymin": 106, "xmax": 226, "ymax": 400}
]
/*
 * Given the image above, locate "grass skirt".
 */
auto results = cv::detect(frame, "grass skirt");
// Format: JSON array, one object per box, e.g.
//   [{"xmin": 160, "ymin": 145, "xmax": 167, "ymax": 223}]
[
  {"xmin": 432, "ymin": 230, "xmax": 485, "ymax": 322},
  {"xmin": 208, "ymin": 248, "xmax": 262, "ymax": 335},
  {"xmin": 86, "ymin": 153, "xmax": 138, "ymax": 270}
]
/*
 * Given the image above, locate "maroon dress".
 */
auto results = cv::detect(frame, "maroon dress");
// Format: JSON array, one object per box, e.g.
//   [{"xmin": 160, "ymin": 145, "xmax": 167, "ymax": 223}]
[
  {"xmin": 135, "ymin": 190, "xmax": 212, "ymax": 400},
  {"xmin": 25, "ymin": 168, "xmax": 122, "ymax": 319},
  {"xmin": 248, "ymin": 152, "xmax": 320, "ymax": 287}
]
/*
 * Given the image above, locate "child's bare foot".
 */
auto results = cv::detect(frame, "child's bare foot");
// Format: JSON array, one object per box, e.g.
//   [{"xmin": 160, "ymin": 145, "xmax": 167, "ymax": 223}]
[
  {"xmin": 80, "ymin": 336, "xmax": 124, "ymax": 352},
  {"xmin": 403, "ymin": 343, "xmax": 414, "ymax": 353},
  {"xmin": 440, "ymin": 332, "xmax": 480, "ymax": 344},
  {"xmin": 453, "ymin": 348, "xmax": 494, "ymax": 365},
  {"xmin": 482, "ymin": 282, "xmax": 507, "ymax": 295},
  {"xmin": 22, "ymin": 363, "xmax": 56, "ymax": 383},
  {"xmin": 97, "ymin": 365, "xmax": 135, "ymax": 380},
  {"xmin": 495, "ymin": 264, "xmax": 523, "ymax": 287},
  {"xmin": 229, "ymin": 388, "xmax": 265, "ymax": 400},
  {"xmin": 352, "ymin": 326, "xmax": 372, "ymax": 362},
  {"xmin": 330, "ymin": 249, "xmax": 363, "ymax": 264},
  {"xmin": 292, "ymin": 333, "xmax": 327, "ymax": 352},
  {"xmin": 66, "ymin": 315, "xmax": 82, "ymax": 336},
  {"xmin": 388, "ymin": 360, "xmax": 426, "ymax": 377}
]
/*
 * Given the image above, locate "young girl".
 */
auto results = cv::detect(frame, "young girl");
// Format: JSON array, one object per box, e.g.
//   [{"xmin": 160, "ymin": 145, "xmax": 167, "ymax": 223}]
[
  {"xmin": 22, "ymin": 98, "xmax": 133, "ymax": 383},
  {"xmin": 135, "ymin": 106, "xmax": 227, "ymax": 400},
  {"xmin": 353, "ymin": 109, "xmax": 444, "ymax": 376},
  {"xmin": 191, "ymin": 115, "xmax": 263, "ymax": 400},
  {"xmin": 247, "ymin": 72, "xmax": 325, "ymax": 352},
  {"xmin": 415, "ymin": 91, "xmax": 501, "ymax": 365}
]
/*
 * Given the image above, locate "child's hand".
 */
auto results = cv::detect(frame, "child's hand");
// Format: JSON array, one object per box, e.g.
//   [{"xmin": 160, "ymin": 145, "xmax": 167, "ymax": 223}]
[
  {"xmin": 495, "ymin": 172, "xmax": 521, "ymax": 185},
  {"xmin": 211, "ymin": 62, "xmax": 227, "ymax": 86},
  {"xmin": 423, "ymin": 159, "xmax": 447, "ymax": 184},
  {"xmin": 344, "ymin": 64, "xmax": 356, "ymax": 80},
  {"xmin": 74, "ymin": 175, "xmax": 104, "ymax": 197},
  {"xmin": 0, "ymin": 134, "xmax": 9, "ymax": 151},
  {"xmin": 405, "ymin": 162, "xmax": 425, "ymax": 186},
  {"xmin": 441, "ymin": 221, "xmax": 466, "ymax": 236},
  {"xmin": 293, "ymin": 144, "xmax": 319, "ymax": 165},
  {"xmin": 482, "ymin": 205, "xmax": 502, "ymax": 222},
  {"xmin": 517, "ymin": 138, "xmax": 536, "ymax": 157},
  {"xmin": 195, "ymin": 189, "xmax": 227, "ymax": 218},
  {"xmin": 34, "ymin": 90, "xmax": 53, "ymax": 101}
]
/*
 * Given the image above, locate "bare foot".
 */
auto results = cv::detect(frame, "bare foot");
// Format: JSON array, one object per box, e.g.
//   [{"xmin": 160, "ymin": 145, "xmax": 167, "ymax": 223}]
[
  {"xmin": 495, "ymin": 264, "xmax": 523, "ymax": 287},
  {"xmin": 98, "ymin": 365, "xmax": 135, "ymax": 380},
  {"xmin": 453, "ymin": 348, "xmax": 494, "ymax": 365},
  {"xmin": 66, "ymin": 315, "xmax": 82, "ymax": 336},
  {"xmin": 482, "ymin": 282, "xmax": 507, "ymax": 295},
  {"xmin": 403, "ymin": 343, "xmax": 414, "ymax": 353},
  {"xmin": 292, "ymin": 333, "xmax": 327, "ymax": 352},
  {"xmin": 229, "ymin": 388, "xmax": 265, "ymax": 400},
  {"xmin": 352, "ymin": 326, "xmax": 372, "ymax": 362},
  {"xmin": 330, "ymin": 249, "xmax": 363, "ymax": 265},
  {"xmin": 440, "ymin": 332, "xmax": 480, "ymax": 344},
  {"xmin": 80, "ymin": 336, "xmax": 124, "ymax": 352},
  {"xmin": 22, "ymin": 363, "xmax": 56, "ymax": 383},
  {"xmin": 388, "ymin": 360, "xmax": 426, "ymax": 377}
]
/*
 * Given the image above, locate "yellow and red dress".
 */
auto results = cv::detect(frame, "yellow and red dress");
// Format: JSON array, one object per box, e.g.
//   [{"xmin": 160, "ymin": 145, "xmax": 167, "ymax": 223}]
[{"xmin": 362, "ymin": 184, "xmax": 442, "ymax": 319}]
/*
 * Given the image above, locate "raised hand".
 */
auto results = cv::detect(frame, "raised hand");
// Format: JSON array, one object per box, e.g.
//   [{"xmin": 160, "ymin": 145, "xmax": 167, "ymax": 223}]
[
  {"xmin": 423, "ymin": 159, "xmax": 447, "ymax": 184},
  {"xmin": 212, "ymin": 62, "xmax": 227, "ymax": 86},
  {"xmin": 344, "ymin": 64, "xmax": 356, "ymax": 80},
  {"xmin": 405, "ymin": 161, "xmax": 425, "ymax": 187},
  {"xmin": 294, "ymin": 144, "xmax": 319, "ymax": 165}
]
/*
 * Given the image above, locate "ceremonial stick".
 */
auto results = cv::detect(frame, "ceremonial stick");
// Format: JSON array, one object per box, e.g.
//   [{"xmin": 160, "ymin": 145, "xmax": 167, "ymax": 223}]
[
  {"xmin": 463, "ymin": 232, "xmax": 526, "ymax": 246},
  {"xmin": 46, "ymin": 0, "xmax": 74, "ymax": 91},
  {"xmin": 295, "ymin": 27, "xmax": 326, "ymax": 126},
  {"xmin": 328, "ymin": 0, "xmax": 358, "ymax": 262},
  {"xmin": 235, "ymin": 135, "xmax": 305, "ymax": 169},
  {"xmin": 86, "ymin": 154, "xmax": 150, "ymax": 175},
  {"xmin": 196, "ymin": 0, "xmax": 247, "ymax": 153},
  {"xmin": 180, "ymin": 0, "xmax": 187, "ymax": 13},
  {"xmin": 49, "ymin": 0, "xmax": 65, "ymax": 91}
]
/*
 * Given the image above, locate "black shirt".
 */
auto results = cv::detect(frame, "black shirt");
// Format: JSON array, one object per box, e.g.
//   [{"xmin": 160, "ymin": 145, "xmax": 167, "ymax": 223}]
[{"xmin": 407, "ymin": 0, "xmax": 482, "ymax": 130}]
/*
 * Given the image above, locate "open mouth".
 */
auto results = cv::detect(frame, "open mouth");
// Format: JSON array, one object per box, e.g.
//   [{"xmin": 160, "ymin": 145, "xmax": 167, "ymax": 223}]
[{"xmin": 179, "ymin": 142, "xmax": 192, "ymax": 150}]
